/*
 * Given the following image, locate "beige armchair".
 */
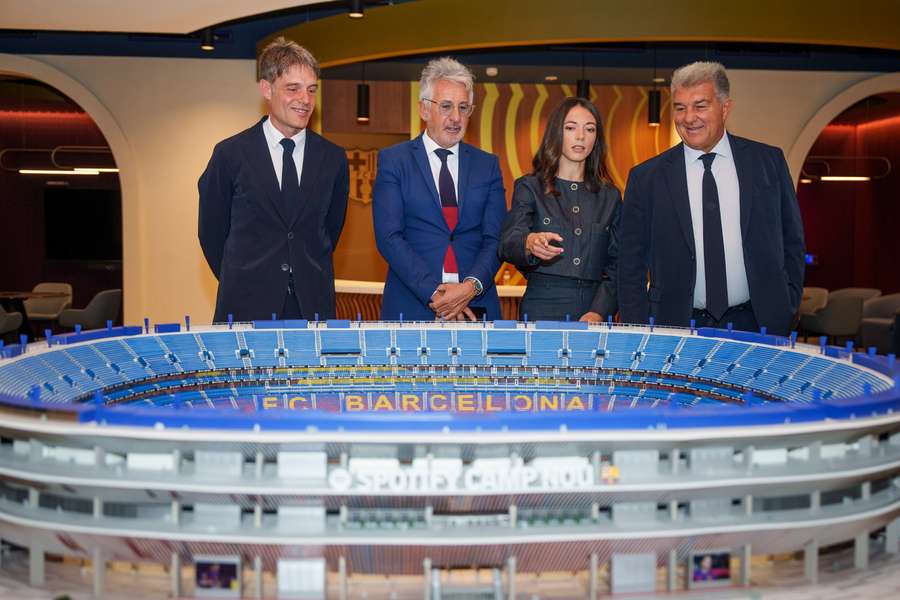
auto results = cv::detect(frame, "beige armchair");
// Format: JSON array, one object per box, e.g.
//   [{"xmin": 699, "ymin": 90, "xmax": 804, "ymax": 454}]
[
  {"xmin": 0, "ymin": 305, "xmax": 23, "ymax": 339},
  {"xmin": 859, "ymin": 293, "xmax": 900, "ymax": 354},
  {"xmin": 24, "ymin": 282, "xmax": 73, "ymax": 320},
  {"xmin": 58, "ymin": 289, "xmax": 122, "ymax": 331},
  {"xmin": 800, "ymin": 287, "xmax": 881, "ymax": 344}
]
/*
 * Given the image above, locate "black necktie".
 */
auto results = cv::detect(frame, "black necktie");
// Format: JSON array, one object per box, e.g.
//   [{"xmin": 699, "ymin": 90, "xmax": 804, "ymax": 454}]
[
  {"xmin": 433, "ymin": 148, "xmax": 458, "ymax": 208},
  {"xmin": 433, "ymin": 148, "xmax": 459, "ymax": 273},
  {"xmin": 280, "ymin": 138, "xmax": 298, "ymax": 204},
  {"xmin": 701, "ymin": 152, "xmax": 728, "ymax": 321}
]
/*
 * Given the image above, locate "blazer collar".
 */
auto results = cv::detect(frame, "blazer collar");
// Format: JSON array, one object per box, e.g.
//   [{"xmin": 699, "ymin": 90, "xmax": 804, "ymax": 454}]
[
  {"xmin": 246, "ymin": 118, "xmax": 289, "ymax": 225},
  {"xmin": 728, "ymin": 133, "xmax": 754, "ymax": 237},
  {"xmin": 663, "ymin": 143, "xmax": 696, "ymax": 255},
  {"xmin": 291, "ymin": 129, "xmax": 323, "ymax": 227}
]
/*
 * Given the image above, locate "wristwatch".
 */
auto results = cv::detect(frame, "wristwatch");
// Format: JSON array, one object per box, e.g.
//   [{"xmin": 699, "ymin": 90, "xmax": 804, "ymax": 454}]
[{"xmin": 464, "ymin": 276, "xmax": 483, "ymax": 296}]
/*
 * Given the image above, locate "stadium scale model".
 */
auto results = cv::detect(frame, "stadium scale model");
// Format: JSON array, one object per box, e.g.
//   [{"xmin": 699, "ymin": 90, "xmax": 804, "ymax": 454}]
[{"xmin": 0, "ymin": 318, "xmax": 899, "ymax": 598}]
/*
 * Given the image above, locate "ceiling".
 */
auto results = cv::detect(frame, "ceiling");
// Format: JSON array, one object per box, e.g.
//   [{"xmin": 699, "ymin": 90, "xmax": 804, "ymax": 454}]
[
  {"xmin": 831, "ymin": 93, "xmax": 900, "ymax": 125},
  {"xmin": 0, "ymin": 0, "xmax": 323, "ymax": 34}
]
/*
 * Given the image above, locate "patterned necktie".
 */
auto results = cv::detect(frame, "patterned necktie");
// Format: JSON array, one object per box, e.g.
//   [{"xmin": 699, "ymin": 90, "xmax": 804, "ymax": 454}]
[
  {"xmin": 701, "ymin": 152, "xmax": 728, "ymax": 321},
  {"xmin": 280, "ymin": 138, "xmax": 298, "ymax": 204},
  {"xmin": 434, "ymin": 148, "xmax": 458, "ymax": 274}
]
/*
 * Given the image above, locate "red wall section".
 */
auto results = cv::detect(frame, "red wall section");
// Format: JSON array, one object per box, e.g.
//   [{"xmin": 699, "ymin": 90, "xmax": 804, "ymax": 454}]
[{"xmin": 797, "ymin": 120, "xmax": 900, "ymax": 294}]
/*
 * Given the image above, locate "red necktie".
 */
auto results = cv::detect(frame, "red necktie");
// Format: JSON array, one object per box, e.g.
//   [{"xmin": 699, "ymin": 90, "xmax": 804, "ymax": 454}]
[{"xmin": 434, "ymin": 148, "xmax": 458, "ymax": 274}]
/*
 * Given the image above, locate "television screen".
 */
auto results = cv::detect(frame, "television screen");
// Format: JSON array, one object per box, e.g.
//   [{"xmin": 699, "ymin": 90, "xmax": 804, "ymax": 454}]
[
  {"xmin": 194, "ymin": 555, "xmax": 241, "ymax": 598},
  {"xmin": 689, "ymin": 550, "xmax": 731, "ymax": 588},
  {"xmin": 43, "ymin": 188, "xmax": 121, "ymax": 261}
]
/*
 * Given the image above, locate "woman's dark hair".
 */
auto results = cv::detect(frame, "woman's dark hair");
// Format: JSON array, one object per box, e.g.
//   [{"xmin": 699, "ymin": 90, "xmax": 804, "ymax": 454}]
[{"xmin": 532, "ymin": 97, "xmax": 611, "ymax": 196}]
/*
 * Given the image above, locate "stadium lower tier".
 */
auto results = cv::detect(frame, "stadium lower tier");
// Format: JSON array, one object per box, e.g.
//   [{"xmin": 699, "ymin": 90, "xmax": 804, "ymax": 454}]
[{"xmin": 0, "ymin": 322, "xmax": 898, "ymax": 596}]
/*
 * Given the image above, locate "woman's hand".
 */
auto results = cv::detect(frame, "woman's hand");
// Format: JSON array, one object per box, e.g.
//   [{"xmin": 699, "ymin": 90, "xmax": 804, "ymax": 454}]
[
  {"xmin": 525, "ymin": 232, "xmax": 564, "ymax": 261},
  {"xmin": 579, "ymin": 311, "xmax": 602, "ymax": 323}
]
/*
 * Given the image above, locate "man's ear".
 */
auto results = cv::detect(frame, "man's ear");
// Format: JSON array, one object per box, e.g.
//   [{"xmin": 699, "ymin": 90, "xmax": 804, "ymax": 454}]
[
  {"xmin": 722, "ymin": 97, "xmax": 734, "ymax": 121},
  {"xmin": 259, "ymin": 79, "xmax": 272, "ymax": 101},
  {"xmin": 418, "ymin": 100, "xmax": 430, "ymax": 122}
]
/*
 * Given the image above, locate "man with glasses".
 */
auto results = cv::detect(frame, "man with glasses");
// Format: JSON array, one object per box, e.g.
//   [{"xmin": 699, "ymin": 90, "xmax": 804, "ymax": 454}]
[{"xmin": 373, "ymin": 57, "xmax": 506, "ymax": 321}]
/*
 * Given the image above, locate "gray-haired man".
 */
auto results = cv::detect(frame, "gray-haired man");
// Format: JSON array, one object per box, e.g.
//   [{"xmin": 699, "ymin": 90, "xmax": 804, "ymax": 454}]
[{"xmin": 618, "ymin": 61, "xmax": 805, "ymax": 336}]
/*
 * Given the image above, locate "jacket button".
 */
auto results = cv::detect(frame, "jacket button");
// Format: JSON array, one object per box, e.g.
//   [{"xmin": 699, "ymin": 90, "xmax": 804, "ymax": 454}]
[
  {"xmin": 572, "ymin": 206, "xmax": 580, "ymax": 214},
  {"xmin": 574, "ymin": 227, "xmax": 582, "ymax": 236},
  {"xmin": 281, "ymin": 264, "xmax": 290, "ymax": 272},
  {"xmin": 543, "ymin": 217, "xmax": 551, "ymax": 225},
  {"xmin": 287, "ymin": 232, "xmax": 294, "ymax": 240},
  {"xmin": 573, "ymin": 257, "xmax": 581, "ymax": 266}
]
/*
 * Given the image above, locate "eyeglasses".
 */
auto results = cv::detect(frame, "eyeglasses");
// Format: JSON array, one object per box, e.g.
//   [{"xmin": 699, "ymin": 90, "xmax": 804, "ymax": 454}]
[{"xmin": 423, "ymin": 98, "xmax": 475, "ymax": 117}]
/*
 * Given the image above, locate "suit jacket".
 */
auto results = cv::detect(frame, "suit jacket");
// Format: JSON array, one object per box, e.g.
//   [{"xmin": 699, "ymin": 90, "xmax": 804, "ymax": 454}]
[
  {"xmin": 373, "ymin": 135, "xmax": 507, "ymax": 320},
  {"xmin": 198, "ymin": 118, "xmax": 349, "ymax": 323},
  {"xmin": 618, "ymin": 134, "xmax": 805, "ymax": 336},
  {"xmin": 499, "ymin": 174, "xmax": 620, "ymax": 316}
]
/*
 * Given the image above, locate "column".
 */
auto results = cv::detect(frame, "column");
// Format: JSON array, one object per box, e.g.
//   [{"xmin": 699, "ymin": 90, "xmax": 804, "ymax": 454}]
[
  {"xmin": 92, "ymin": 547, "xmax": 105, "ymax": 598},
  {"xmin": 339, "ymin": 555, "xmax": 348, "ymax": 600},
  {"xmin": 29, "ymin": 541, "xmax": 44, "ymax": 587},
  {"xmin": 740, "ymin": 544, "xmax": 751, "ymax": 586},
  {"xmin": 423, "ymin": 557, "xmax": 432, "ymax": 600},
  {"xmin": 170, "ymin": 552, "xmax": 181, "ymax": 599},
  {"xmin": 667, "ymin": 548, "xmax": 678, "ymax": 592},
  {"xmin": 254, "ymin": 555, "xmax": 263, "ymax": 599},
  {"xmin": 854, "ymin": 531, "xmax": 869, "ymax": 569},
  {"xmin": 589, "ymin": 552, "xmax": 599, "ymax": 600},
  {"xmin": 804, "ymin": 539, "xmax": 818, "ymax": 584},
  {"xmin": 506, "ymin": 555, "xmax": 516, "ymax": 600},
  {"xmin": 886, "ymin": 517, "xmax": 900, "ymax": 554}
]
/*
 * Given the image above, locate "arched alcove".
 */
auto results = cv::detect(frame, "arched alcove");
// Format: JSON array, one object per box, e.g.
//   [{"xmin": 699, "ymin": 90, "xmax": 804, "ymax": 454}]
[{"xmin": 0, "ymin": 53, "xmax": 140, "ymax": 321}]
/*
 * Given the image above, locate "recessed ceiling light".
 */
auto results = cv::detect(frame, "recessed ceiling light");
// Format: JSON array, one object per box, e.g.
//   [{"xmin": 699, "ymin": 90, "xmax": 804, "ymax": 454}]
[
  {"xmin": 799, "ymin": 178, "xmax": 813, "ymax": 184},
  {"xmin": 544, "ymin": 75, "xmax": 558, "ymax": 82},
  {"xmin": 485, "ymin": 67, "xmax": 498, "ymax": 77},
  {"xmin": 820, "ymin": 176, "xmax": 870, "ymax": 182},
  {"xmin": 652, "ymin": 77, "xmax": 666, "ymax": 83}
]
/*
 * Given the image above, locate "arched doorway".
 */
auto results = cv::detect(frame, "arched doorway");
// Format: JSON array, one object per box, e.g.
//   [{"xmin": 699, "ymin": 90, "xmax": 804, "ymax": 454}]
[
  {"xmin": 0, "ymin": 53, "xmax": 139, "ymax": 324},
  {"xmin": 795, "ymin": 92, "xmax": 900, "ymax": 293}
]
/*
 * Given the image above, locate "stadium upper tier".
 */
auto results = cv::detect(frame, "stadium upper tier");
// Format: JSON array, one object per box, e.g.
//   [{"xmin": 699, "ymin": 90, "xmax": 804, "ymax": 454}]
[{"xmin": 0, "ymin": 321, "xmax": 896, "ymax": 432}]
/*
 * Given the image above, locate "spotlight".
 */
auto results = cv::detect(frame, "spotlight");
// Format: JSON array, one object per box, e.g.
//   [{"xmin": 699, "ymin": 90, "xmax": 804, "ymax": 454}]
[
  {"xmin": 648, "ymin": 89, "xmax": 661, "ymax": 127},
  {"xmin": 200, "ymin": 28, "xmax": 215, "ymax": 52},
  {"xmin": 356, "ymin": 83, "xmax": 370, "ymax": 123},
  {"xmin": 348, "ymin": 0, "xmax": 364, "ymax": 18},
  {"xmin": 576, "ymin": 79, "xmax": 591, "ymax": 99}
]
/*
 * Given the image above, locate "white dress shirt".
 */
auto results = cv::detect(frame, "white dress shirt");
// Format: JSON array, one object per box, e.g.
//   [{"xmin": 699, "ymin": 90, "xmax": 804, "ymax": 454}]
[
  {"xmin": 684, "ymin": 132, "xmax": 750, "ymax": 310},
  {"xmin": 422, "ymin": 131, "xmax": 461, "ymax": 283},
  {"xmin": 262, "ymin": 116, "xmax": 306, "ymax": 190}
]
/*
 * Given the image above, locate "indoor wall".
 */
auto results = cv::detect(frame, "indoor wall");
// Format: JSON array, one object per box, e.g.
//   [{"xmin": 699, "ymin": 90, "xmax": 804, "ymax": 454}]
[{"xmin": 1, "ymin": 52, "xmax": 884, "ymax": 323}]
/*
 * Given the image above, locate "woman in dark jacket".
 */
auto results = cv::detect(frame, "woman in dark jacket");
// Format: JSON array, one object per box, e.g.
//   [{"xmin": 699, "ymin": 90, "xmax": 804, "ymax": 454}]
[{"xmin": 499, "ymin": 96, "xmax": 621, "ymax": 322}]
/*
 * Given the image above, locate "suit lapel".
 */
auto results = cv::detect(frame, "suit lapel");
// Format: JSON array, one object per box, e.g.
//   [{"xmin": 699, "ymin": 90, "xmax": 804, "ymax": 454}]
[
  {"xmin": 246, "ymin": 120, "xmax": 289, "ymax": 224},
  {"xmin": 410, "ymin": 136, "xmax": 449, "ymax": 231},
  {"xmin": 457, "ymin": 143, "xmax": 470, "ymax": 212},
  {"xmin": 663, "ymin": 144, "xmax": 696, "ymax": 255},
  {"xmin": 290, "ymin": 131, "xmax": 324, "ymax": 228},
  {"xmin": 730, "ymin": 134, "xmax": 754, "ymax": 238}
]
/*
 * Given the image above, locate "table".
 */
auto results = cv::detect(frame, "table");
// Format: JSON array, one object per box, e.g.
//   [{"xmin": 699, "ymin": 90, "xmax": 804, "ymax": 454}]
[{"xmin": 0, "ymin": 291, "xmax": 69, "ymax": 339}]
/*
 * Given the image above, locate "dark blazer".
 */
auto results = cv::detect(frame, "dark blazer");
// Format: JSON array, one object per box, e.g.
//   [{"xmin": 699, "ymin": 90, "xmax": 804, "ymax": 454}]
[
  {"xmin": 499, "ymin": 174, "xmax": 620, "ymax": 316},
  {"xmin": 618, "ymin": 134, "xmax": 805, "ymax": 336},
  {"xmin": 198, "ymin": 118, "xmax": 349, "ymax": 323},
  {"xmin": 373, "ymin": 135, "xmax": 507, "ymax": 321}
]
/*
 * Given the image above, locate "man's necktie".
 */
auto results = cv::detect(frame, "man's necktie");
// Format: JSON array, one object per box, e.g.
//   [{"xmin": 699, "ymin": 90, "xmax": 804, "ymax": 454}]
[
  {"xmin": 701, "ymin": 152, "xmax": 728, "ymax": 321},
  {"xmin": 434, "ymin": 148, "xmax": 458, "ymax": 274},
  {"xmin": 280, "ymin": 138, "xmax": 299, "ymax": 204}
]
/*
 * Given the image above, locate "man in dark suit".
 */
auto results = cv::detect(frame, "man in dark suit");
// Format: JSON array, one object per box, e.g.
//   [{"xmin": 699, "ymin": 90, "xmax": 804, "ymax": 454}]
[
  {"xmin": 373, "ymin": 57, "xmax": 506, "ymax": 321},
  {"xmin": 618, "ymin": 61, "xmax": 805, "ymax": 336},
  {"xmin": 199, "ymin": 37, "xmax": 348, "ymax": 323}
]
